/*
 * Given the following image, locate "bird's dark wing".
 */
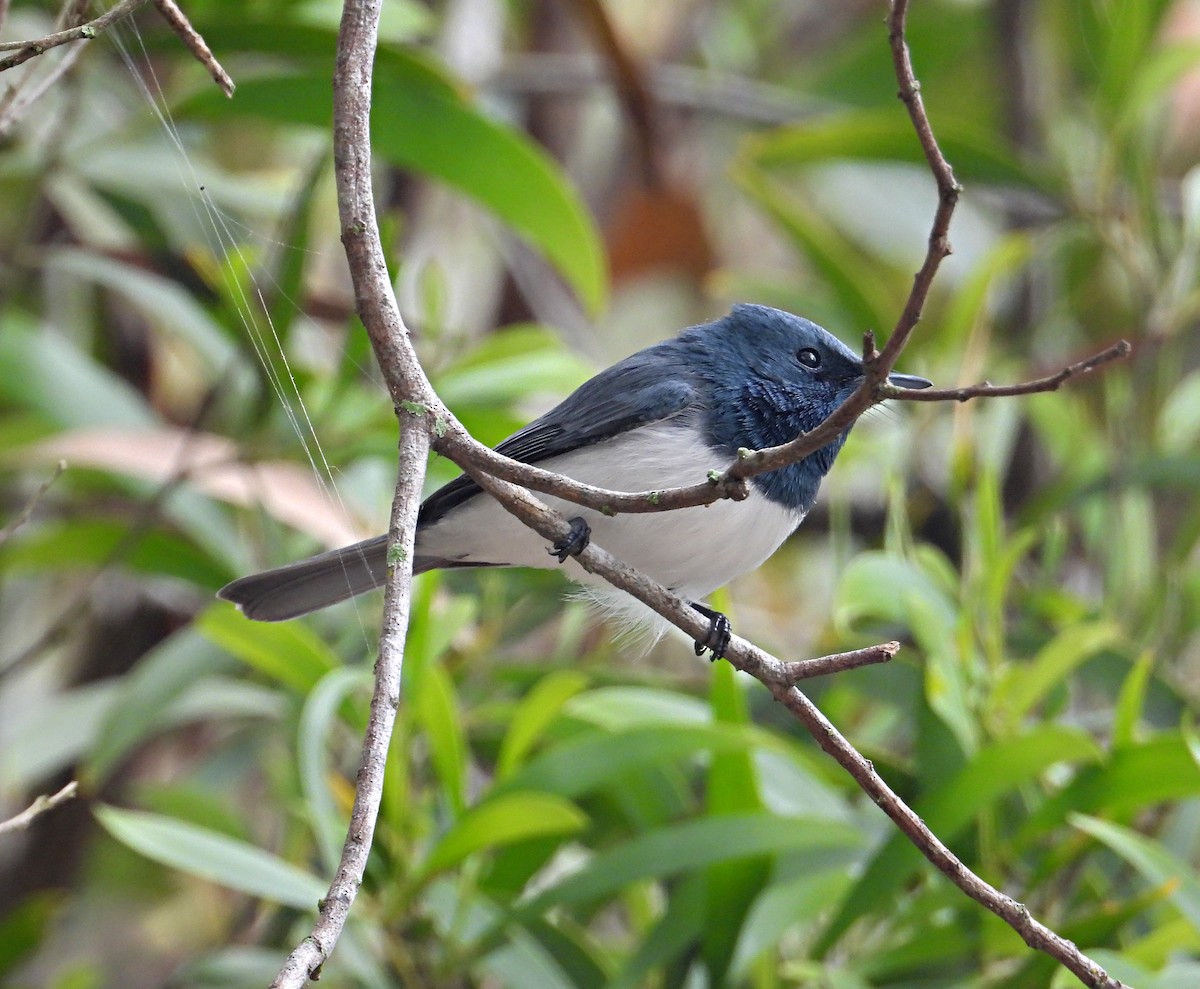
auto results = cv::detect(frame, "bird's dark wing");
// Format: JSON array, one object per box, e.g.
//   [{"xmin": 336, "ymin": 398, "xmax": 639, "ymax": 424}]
[{"xmin": 420, "ymin": 345, "xmax": 705, "ymax": 527}]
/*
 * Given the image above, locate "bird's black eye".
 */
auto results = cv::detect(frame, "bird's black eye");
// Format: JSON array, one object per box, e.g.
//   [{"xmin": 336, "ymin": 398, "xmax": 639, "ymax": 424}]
[{"xmin": 797, "ymin": 347, "xmax": 821, "ymax": 370}]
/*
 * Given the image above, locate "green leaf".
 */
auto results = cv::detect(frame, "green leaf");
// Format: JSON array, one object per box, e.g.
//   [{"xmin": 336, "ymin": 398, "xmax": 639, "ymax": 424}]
[
  {"xmin": 412, "ymin": 658, "xmax": 468, "ymax": 815},
  {"xmin": 703, "ymin": 662, "xmax": 768, "ymax": 984},
  {"xmin": 734, "ymin": 163, "xmax": 901, "ymax": 333},
  {"xmin": 85, "ymin": 628, "xmax": 236, "ymax": 784},
  {"xmin": 609, "ymin": 875, "xmax": 708, "ymax": 989},
  {"xmin": 523, "ymin": 812, "xmax": 862, "ymax": 914},
  {"xmin": 1073, "ymin": 815, "xmax": 1200, "ymax": 936},
  {"xmin": 1112, "ymin": 652, "xmax": 1155, "ymax": 749},
  {"xmin": 0, "ymin": 318, "xmax": 152, "ymax": 429},
  {"xmin": 435, "ymin": 325, "xmax": 593, "ymax": 409},
  {"xmin": 2, "ymin": 518, "xmax": 231, "ymax": 588},
  {"xmin": 815, "ymin": 725, "xmax": 1102, "ymax": 955},
  {"xmin": 1095, "ymin": 2, "xmax": 1175, "ymax": 114},
  {"xmin": 563, "ymin": 686, "xmax": 710, "ymax": 729},
  {"xmin": 992, "ymin": 623, "xmax": 1122, "ymax": 731},
  {"xmin": 0, "ymin": 682, "xmax": 119, "ymax": 790},
  {"xmin": 94, "ymin": 805, "xmax": 326, "ymax": 909},
  {"xmin": 706, "ymin": 662, "xmax": 760, "ymax": 814},
  {"xmin": 1017, "ymin": 734, "xmax": 1200, "ymax": 846},
  {"xmin": 498, "ymin": 724, "xmax": 763, "ymax": 801},
  {"xmin": 0, "ymin": 893, "xmax": 60, "ymax": 979},
  {"xmin": 419, "ymin": 791, "xmax": 587, "ymax": 878},
  {"xmin": 197, "ymin": 604, "xmax": 340, "ymax": 695},
  {"xmin": 298, "ymin": 667, "xmax": 373, "ymax": 870},
  {"xmin": 48, "ymin": 249, "xmax": 240, "ymax": 372},
  {"xmin": 743, "ymin": 109, "xmax": 1048, "ymax": 189},
  {"xmin": 496, "ymin": 670, "xmax": 590, "ymax": 779},
  {"xmin": 182, "ymin": 57, "xmax": 607, "ymax": 314}
]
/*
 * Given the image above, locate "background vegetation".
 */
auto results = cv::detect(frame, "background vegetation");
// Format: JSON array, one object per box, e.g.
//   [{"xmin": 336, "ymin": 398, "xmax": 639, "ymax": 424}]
[{"xmin": 2, "ymin": 1, "xmax": 1199, "ymax": 987}]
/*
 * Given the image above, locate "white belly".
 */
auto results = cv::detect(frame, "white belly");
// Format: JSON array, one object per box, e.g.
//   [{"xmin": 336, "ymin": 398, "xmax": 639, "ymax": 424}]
[{"xmin": 415, "ymin": 424, "xmax": 804, "ymax": 602}]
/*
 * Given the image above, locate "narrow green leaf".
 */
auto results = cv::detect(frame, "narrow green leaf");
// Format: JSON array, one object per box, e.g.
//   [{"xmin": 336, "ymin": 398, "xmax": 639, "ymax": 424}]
[
  {"xmin": 734, "ymin": 163, "xmax": 901, "ymax": 333},
  {"xmin": 299, "ymin": 668, "xmax": 373, "ymax": 870},
  {"xmin": 563, "ymin": 686, "xmax": 710, "ymax": 729},
  {"xmin": 182, "ymin": 59, "xmax": 607, "ymax": 313},
  {"xmin": 703, "ymin": 663, "xmax": 768, "ymax": 984},
  {"xmin": 413, "ymin": 659, "xmax": 468, "ymax": 815},
  {"xmin": 498, "ymin": 724, "xmax": 762, "ymax": 800},
  {"xmin": 85, "ymin": 628, "xmax": 234, "ymax": 784},
  {"xmin": 1073, "ymin": 814, "xmax": 1200, "ymax": 936},
  {"xmin": 419, "ymin": 792, "xmax": 586, "ymax": 878},
  {"xmin": 197, "ymin": 604, "xmax": 340, "ymax": 695},
  {"xmin": 2, "ymin": 518, "xmax": 230, "ymax": 588},
  {"xmin": 94, "ymin": 805, "xmax": 325, "ymax": 909},
  {"xmin": 49, "ymin": 249, "xmax": 239, "ymax": 371},
  {"xmin": 1112, "ymin": 652, "xmax": 1155, "ymax": 749},
  {"xmin": 435, "ymin": 325, "xmax": 593, "ymax": 409},
  {"xmin": 609, "ymin": 875, "xmax": 708, "ymax": 989},
  {"xmin": 992, "ymin": 623, "xmax": 1122, "ymax": 731},
  {"xmin": 523, "ymin": 813, "xmax": 862, "ymax": 914},
  {"xmin": 815, "ymin": 725, "xmax": 1101, "ymax": 954},
  {"xmin": 743, "ymin": 109, "xmax": 1048, "ymax": 189},
  {"xmin": 0, "ymin": 319, "xmax": 152, "ymax": 428},
  {"xmin": 0, "ymin": 682, "xmax": 119, "ymax": 790},
  {"xmin": 496, "ymin": 670, "xmax": 590, "ymax": 779},
  {"xmin": 1017, "ymin": 734, "xmax": 1200, "ymax": 845}
]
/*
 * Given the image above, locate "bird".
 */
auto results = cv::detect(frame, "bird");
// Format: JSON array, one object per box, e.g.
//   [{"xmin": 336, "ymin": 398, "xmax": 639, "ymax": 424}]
[{"xmin": 218, "ymin": 304, "xmax": 931, "ymax": 657}]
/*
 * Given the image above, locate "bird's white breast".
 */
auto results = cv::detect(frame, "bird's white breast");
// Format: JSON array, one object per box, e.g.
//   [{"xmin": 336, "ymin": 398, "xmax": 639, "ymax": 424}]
[{"xmin": 416, "ymin": 423, "xmax": 804, "ymax": 602}]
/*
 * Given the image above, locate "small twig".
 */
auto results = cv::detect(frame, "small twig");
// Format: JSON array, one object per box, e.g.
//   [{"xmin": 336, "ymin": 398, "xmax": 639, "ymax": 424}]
[
  {"xmin": 0, "ymin": 35, "xmax": 82, "ymax": 138},
  {"xmin": 777, "ymin": 641, "xmax": 899, "ymax": 683},
  {"xmin": 0, "ymin": 460, "xmax": 66, "ymax": 547},
  {"xmin": 876, "ymin": 0, "xmax": 961, "ymax": 372},
  {"xmin": 152, "ymin": 0, "xmax": 234, "ymax": 97},
  {"xmin": 0, "ymin": 781, "xmax": 79, "ymax": 836},
  {"xmin": 0, "ymin": 0, "xmax": 149, "ymax": 70},
  {"xmin": 885, "ymin": 340, "xmax": 1132, "ymax": 403}
]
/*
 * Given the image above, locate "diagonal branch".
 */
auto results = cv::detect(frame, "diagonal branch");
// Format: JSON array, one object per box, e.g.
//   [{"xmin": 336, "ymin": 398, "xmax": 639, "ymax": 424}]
[
  {"xmin": 0, "ymin": 781, "xmax": 79, "ymax": 836},
  {"xmin": 0, "ymin": 0, "xmax": 150, "ymax": 69},
  {"xmin": 152, "ymin": 0, "xmax": 234, "ymax": 97},
  {"xmin": 271, "ymin": 1, "xmax": 1129, "ymax": 987}
]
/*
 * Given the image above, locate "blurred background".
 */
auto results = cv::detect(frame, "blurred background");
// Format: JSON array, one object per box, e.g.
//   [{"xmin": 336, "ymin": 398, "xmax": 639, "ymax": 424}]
[{"xmin": 1, "ymin": 1, "xmax": 1199, "ymax": 987}]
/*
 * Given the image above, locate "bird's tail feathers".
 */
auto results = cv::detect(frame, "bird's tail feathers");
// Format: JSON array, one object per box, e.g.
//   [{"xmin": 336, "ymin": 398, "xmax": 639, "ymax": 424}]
[{"xmin": 218, "ymin": 536, "xmax": 450, "ymax": 622}]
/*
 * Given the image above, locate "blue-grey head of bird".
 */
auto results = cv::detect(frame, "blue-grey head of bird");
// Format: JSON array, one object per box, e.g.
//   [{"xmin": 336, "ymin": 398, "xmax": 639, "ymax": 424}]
[{"xmin": 682, "ymin": 304, "xmax": 931, "ymax": 514}]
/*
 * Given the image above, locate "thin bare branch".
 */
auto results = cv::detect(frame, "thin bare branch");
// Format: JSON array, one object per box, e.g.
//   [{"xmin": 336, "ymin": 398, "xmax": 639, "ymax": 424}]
[
  {"xmin": 272, "ymin": 2, "xmax": 1130, "ymax": 988},
  {"xmin": 0, "ymin": 781, "xmax": 79, "ymax": 836},
  {"xmin": 777, "ymin": 641, "xmax": 899, "ymax": 683},
  {"xmin": 270, "ymin": 0, "xmax": 426, "ymax": 984},
  {"xmin": 0, "ymin": 460, "xmax": 66, "ymax": 547},
  {"xmin": 886, "ymin": 340, "xmax": 1132, "ymax": 403},
  {"xmin": 0, "ymin": 0, "xmax": 149, "ymax": 69},
  {"xmin": 152, "ymin": 0, "xmax": 234, "ymax": 97}
]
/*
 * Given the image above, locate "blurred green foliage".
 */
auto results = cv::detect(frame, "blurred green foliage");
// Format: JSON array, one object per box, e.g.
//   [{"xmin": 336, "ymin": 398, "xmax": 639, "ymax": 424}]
[{"xmin": 2, "ymin": 1, "xmax": 1200, "ymax": 988}]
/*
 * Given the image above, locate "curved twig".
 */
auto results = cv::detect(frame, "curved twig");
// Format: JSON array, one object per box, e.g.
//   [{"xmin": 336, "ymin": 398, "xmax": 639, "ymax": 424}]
[
  {"xmin": 0, "ymin": 0, "xmax": 149, "ymax": 69},
  {"xmin": 885, "ymin": 340, "xmax": 1132, "ymax": 403}
]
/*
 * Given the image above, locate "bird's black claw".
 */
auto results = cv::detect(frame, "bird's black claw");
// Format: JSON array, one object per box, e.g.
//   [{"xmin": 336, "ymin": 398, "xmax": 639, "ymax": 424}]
[
  {"xmin": 549, "ymin": 516, "xmax": 591, "ymax": 563},
  {"xmin": 691, "ymin": 602, "xmax": 732, "ymax": 662}
]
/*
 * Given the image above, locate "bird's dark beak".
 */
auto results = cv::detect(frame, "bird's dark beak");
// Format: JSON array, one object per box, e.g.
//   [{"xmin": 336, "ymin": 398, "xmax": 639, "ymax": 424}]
[{"xmin": 887, "ymin": 371, "xmax": 933, "ymax": 390}]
